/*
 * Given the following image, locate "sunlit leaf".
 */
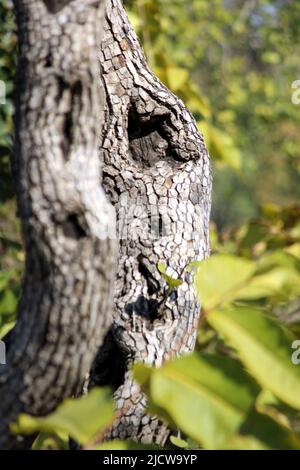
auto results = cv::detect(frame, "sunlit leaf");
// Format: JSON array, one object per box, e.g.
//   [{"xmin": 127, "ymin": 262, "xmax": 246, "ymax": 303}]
[
  {"xmin": 158, "ymin": 262, "xmax": 183, "ymax": 289},
  {"xmin": 199, "ymin": 121, "xmax": 242, "ymax": 171},
  {"xmin": 194, "ymin": 254, "xmax": 256, "ymax": 310},
  {"xmin": 11, "ymin": 388, "xmax": 114, "ymax": 445},
  {"xmin": 135, "ymin": 353, "xmax": 260, "ymax": 449},
  {"xmin": 208, "ymin": 307, "xmax": 300, "ymax": 410},
  {"xmin": 170, "ymin": 436, "xmax": 189, "ymax": 449},
  {"xmin": 0, "ymin": 320, "xmax": 15, "ymax": 339},
  {"xmin": 165, "ymin": 66, "xmax": 189, "ymax": 92},
  {"xmin": 0, "ymin": 288, "xmax": 18, "ymax": 315}
]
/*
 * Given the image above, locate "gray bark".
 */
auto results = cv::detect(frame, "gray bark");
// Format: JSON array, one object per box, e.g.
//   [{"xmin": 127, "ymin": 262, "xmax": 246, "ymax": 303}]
[
  {"xmin": 90, "ymin": 0, "xmax": 211, "ymax": 446},
  {"xmin": 0, "ymin": 0, "xmax": 117, "ymax": 449},
  {"xmin": 0, "ymin": 0, "xmax": 211, "ymax": 449}
]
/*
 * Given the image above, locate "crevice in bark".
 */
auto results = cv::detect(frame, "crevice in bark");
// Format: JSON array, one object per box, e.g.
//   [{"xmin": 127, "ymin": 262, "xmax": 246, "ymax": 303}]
[
  {"xmin": 137, "ymin": 254, "xmax": 160, "ymax": 296},
  {"xmin": 45, "ymin": 53, "xmax": 53, "ymax": 68},
  {"xmin": 127, "ymin": 101, "xmax": 187, "ymax": 168},
  {"xmin": 57, "ymin": 76, "xmax": 69, "ymax": 100},
  {"xmin": 44, "ymin": 0, "xmax": 73, "ymax": 14},
  {"xmin": 128, "ymin": 106, "xmax": 169, "ymax": 168},
  {"xmin": 90, "ymin": 329, "xmax": 127, "ymax": 392},
  {"xmin": 125, "ymin": 295, "xmax": 161, "ymax": 324},
  {"xmin": 62, "ymin": 213, "xmax": 87, "ymax": 240},
  {"xmin": 58, "ymin": 79, "xmax": 83, "ymax": 160}
]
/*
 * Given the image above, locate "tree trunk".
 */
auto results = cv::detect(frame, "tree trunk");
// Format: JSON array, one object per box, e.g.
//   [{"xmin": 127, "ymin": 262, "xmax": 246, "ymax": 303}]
[
  {"xmin": 90, "ymin": 0, "xmax": 211, "ymax": 446},
  {"xmin": 0, "ymin": 0, "xmax": 117, "ymax": 449},
  {"xmin": 0, "ymin": 0, "xmax": 211, "ymax": 449}
]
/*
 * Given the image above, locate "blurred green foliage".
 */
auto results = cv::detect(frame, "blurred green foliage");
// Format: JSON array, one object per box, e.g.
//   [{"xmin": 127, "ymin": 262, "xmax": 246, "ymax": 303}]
[
  {"xmin": 0, "ymin": 0, "xmax": 21, "ymax": 338},
  {"xmin": 12, "ymin": 387, "xmax": 114, "ymax": 449},
  {"xmin": 125, "ymin": 0, "xmax": 300, "ymax": 226},
  {"xmin": 1, "ymin": 0, "xmax": 300, "ymax": 451}
]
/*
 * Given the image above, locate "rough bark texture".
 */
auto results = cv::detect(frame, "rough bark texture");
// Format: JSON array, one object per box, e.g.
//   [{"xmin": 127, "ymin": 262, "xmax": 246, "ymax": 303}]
[
  {"xmin": 0, "ymin": 0, "xmax": 211, "ymax": 449},
  {"xmin": 0, "ymin": 0, "xmax": 117, "ymax": 449},
  {"xmin": 90, "ymin": 0, "xmax": 211, "ymax": 446}
]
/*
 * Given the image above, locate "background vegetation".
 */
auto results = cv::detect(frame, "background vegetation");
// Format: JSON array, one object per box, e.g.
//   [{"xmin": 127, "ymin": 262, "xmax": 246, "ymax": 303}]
[{"xmin": 1, "ymin": 0, "xmax": 300, "ymax": 450}]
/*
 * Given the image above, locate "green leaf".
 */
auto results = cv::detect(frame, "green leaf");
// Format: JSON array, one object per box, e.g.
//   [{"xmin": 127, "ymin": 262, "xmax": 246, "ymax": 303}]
[
  {"xmin": 0, "ymin": 288, "xmax": 18, "ymax": 316},
  {"xmin": 0, "ymin": 320, "xmax": 15, "ymax": 339},
  {"xmin": 233, "ymin": 410, "xmax": 300, "ymax": 450},
  {"xmin": 235, "ymin": 267, "xmax": 300, "ymax": 302},
  {"xmin": 185, "ymin": 83, "xmax": 212, "ymax": 119},
  {"xmin": 256, "ymin": 389, "xmax": 292, "ymax": 428},
  {"xmin": 262, "ymin": 52, "xmax": 280, "ymax": 64},
  {"xmin": 256, "ymin": 251, "xmax": 300, "ymax": 276},
  {"xmin": 234, "ymin": 251, "xmax": 300, "ymax": 301},
  {"xmin": 198, "ymin": 122, "xmax": 242, "ymax": 171},
  {"xmin": 165, "ymin": 66, "xmax": 189, "ymax": 92},
  {"xmin": 285, "ymin": 243, "xmax": 300, "ymax": 260},
  {"xmin": 208, "ymin": 306, "xmax": 300, "ymax": 410},
  {"xmin": 134, "ymin": 353, "xmax": 259, "ymax": 449},
  {"xmin": 223, "ymin": 410, "xmax": 300, "ymax": 450},
  {"xmin": 0, "ymin": 270, "xmax": 15, "ymax": 290},
  {"xmin": 157, "ymin": 262, "xmax": 183, "ymax": 289},
  {"xmin": 32, "ymin": 432, "xmax": 68, "ymax": 450},
  {"xmin": 185, "ymin": 261, "xmax": 202, "ymax": 271},
  {"xmin": 11, "ymin": 388, "xmax": 114, "ymax": 445},
  {"xmin": 170, "ymin": 436, "xmax": 189, "ymax": 449},
  {"xmin": 238, "ymin": 222, "xmax": 269, "ymax": 252},
  {"xmin": 194, "ymin": 254, "xmax": 256, "ymax": 310},
  {"xmin": 194, "ymin": 252, "xmax": 300, "ymax": 307}
]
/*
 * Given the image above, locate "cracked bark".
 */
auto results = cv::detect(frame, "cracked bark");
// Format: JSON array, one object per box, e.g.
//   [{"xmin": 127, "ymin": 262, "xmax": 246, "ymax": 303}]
[
  {"xmin": 89, "ymin": 0, "xmax": 212, "ymax": 446},
  {"xmin": 0, "ymin": 0, "xmax": 117, "ymax": 449},
  {"xmin": 0, "ymin": 0, "xmax": 211, "ymax": 449}
]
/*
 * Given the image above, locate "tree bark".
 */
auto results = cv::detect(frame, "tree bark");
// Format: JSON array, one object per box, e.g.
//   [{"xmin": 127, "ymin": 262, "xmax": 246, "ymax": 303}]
[
  {"xmin": 0, "ymin": 0, "xmax": 117, "ymax": 449},
  {"xmin": 0, "ymin": 0, "xmax": 211, "ymax": 449},
  {"xmin": 90, "ymin": 0, "xmax": 211, "ymax": 446}
]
